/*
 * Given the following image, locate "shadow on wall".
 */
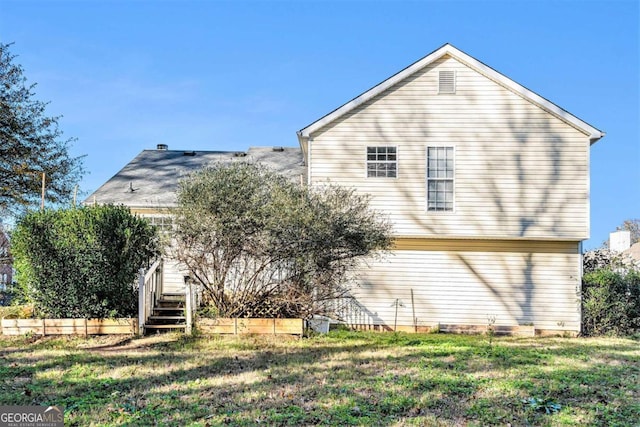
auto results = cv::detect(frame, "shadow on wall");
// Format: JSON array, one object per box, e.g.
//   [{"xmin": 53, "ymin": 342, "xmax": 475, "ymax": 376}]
[{"xmin": 329, "ymin": 71, "xmax": 585, "ymax": 331}]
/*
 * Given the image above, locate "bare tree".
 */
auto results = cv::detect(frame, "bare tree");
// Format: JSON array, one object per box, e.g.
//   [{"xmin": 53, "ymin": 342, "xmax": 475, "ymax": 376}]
[{"xmin": 172, "ymin": 162, "xmax": 392, "ymax": 319}]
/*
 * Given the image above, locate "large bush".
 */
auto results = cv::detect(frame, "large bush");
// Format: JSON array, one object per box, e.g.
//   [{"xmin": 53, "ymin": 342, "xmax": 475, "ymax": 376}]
[
  {"xmin": 582, "ymin": 269, "xmax": 640, "ymax": 336},
  {"xmin": 12, "ymin": 205, "xmax": 159, "ymax": 318},
  {"xmin": 173, "ymin": 162, "xmax": 392, "ymax": 319}
]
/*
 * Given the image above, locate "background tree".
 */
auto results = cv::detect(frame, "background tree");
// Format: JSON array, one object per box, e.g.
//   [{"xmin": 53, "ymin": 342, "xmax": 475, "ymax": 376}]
[
  {"xmin": 0, "ymin": 42, "xmax": 84, "ymax": 217},
  {"xmin": 173, "ymin": 162, "xmax": 392, "ymax": 319},
  {"xmin": 12, "ymin": 205, "xmax": 160, "ymax": 318},
  {"xmin": 619, "ymin": 219, "xmax": 640, "ymax": 246}
]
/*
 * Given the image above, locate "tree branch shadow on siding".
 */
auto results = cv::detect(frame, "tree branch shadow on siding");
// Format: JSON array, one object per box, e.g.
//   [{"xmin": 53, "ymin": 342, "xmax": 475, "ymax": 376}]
[
  {"xmin": 309, "ymin": 61, "xmax": 586, "ymax": 331},
  {"xmin": 354, "ymin": 85, "xmax": 583, "ymax": 330}
]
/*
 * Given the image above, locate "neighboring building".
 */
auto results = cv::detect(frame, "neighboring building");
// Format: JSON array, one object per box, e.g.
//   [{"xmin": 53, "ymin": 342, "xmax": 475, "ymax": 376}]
[
  {"xmin": 625, "ymin": 243, "xmax": 640, "ymax": 265},
  {"xmin": 88, "ymin": 44, "xmax": 604, "ymax": 335},
  {"xmin": 610, "ymin": 230, "xmax": 631, "ymax": 253},
  {"xmin": 608, "ymin": 230, "xmax": 640, "ymax": 267},
  {"xmin": 0, "ymin": 227, "xmax": 12, "ymax": 291}
]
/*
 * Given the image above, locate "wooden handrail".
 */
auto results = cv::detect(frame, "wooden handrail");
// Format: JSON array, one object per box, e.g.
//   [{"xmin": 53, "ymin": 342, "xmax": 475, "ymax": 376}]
[
  {"xmin": 138, "ymin": 258, "xmax": 163, "ymax": 335},
  {"xmin": 144, "ymin": 258, "xmax": 162, "ymax": 283}
]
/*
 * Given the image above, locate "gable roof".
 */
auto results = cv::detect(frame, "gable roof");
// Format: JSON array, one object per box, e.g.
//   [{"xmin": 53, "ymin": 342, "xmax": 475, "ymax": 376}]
[
  {"xmin": 85, "ymin": 146, "xmax": 306, "ymax": 209},
  {"xmin": 624, "ymin": 242, "xmax": 640, "ymax": 263},
  {"xmin": 297, "ymin": 43, "xmax": 605, "ymax": 144}
]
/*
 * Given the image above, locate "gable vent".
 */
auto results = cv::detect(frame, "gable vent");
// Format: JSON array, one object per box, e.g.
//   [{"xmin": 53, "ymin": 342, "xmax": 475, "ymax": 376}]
[{"xmin": 438, "ymin": 70, "xmax": 456, "ymax": 94}]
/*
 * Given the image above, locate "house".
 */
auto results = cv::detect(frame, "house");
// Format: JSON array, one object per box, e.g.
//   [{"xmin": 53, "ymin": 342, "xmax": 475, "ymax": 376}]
[
  {"xmin": 625, "ymin": 243, "xmax": 640, "ymax": 264},
  {"xmin": 88, "ymin": 43, "xmax": 604, "ymax": 335},
  {"xmin": 608, "ymin": 230, "xmax": 640, "ymax": 269},
  {"xmin": 0, "ymin": 226, "xmax": 12, "ymax": 292},
  {"xmin": 87, "ymin": 146, "xmax": 306, "ymax": 294},
  {"xmin": 297, "ymin": 43, "xmax": 603, "ymax": 335}
]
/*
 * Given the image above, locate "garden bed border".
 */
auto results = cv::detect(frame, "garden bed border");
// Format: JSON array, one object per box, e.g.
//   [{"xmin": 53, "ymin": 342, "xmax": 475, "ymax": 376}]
[
  {"xmin": 197, "ymin": 318, "xmax": 304, "ymax": 336},
  {"xmin": 1, "ymin": 318, "xmax": 138, "ymax": 336}
]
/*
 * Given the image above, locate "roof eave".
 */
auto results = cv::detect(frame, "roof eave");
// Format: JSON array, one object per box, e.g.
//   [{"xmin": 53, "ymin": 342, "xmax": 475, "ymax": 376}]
[
  {"xmin": 298, "ymin": 43, "xmax": 604, "ymax": 142},
  {"xmin": 298, "ymin": 43, "xmax": 456, "ymax": 138},
  {"xmin": 589, "ymin": 131, "xmax": 606, "ymax": 145}
]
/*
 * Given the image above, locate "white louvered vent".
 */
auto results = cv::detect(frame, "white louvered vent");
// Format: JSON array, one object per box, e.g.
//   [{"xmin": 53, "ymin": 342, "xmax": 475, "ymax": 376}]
[{"xmin": 438, "ymin": 70, "xmax": 456, "ymax": 94}]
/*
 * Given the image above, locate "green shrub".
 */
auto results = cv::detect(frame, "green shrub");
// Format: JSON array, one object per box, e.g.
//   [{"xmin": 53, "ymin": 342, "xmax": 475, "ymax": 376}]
[
  {"xmin": 582, "ymin": 269, "xmax": 640, "ymax": 336},
  {"xmin": 0, "ymin": 304, "xmax": 34, "ymax": 319},
  {"xmin": 11, "ymin": 205, "xmax": 159, "ymax": 318}
]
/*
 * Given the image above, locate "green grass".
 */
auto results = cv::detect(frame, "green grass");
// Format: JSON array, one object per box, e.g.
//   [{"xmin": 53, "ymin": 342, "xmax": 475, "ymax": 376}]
[{"xmin": 0, "ymin": 331, "xmax": 638, "ymax": 426}]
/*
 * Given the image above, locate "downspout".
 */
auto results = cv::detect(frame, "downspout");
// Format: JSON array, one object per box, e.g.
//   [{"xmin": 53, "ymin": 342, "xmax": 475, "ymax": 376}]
[
  {"xmin": 296, "ymin": 130, "xmax": 312, "ymax": 187},
  {"xmin": 307, "ymin": 137, "xmax": 312, "ymax": 186},
  {"xmin": 578, "ymin": 240, "xmax": 584, "ymax": 336}
]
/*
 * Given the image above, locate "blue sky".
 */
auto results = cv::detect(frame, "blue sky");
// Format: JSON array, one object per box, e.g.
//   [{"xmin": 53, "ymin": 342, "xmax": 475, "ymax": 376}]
[{"xmin": 1, "ymin": 0, "xmax": 638, "ymax": 249}]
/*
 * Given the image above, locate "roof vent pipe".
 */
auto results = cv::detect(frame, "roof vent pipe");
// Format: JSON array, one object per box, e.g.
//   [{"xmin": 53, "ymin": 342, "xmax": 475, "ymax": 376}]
[{"xmin": 157, "ymin": 144, "xmax": 168, "ymax": 150}]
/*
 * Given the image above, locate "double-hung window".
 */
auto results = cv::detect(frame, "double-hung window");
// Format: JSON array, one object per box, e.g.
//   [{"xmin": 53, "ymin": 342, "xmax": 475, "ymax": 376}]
[
  {"xmin": 427, "ymin": 146, "xmax": 454, "ymax": 212},
  {"xmin": 367, "ymin": 146, "xmax": 397, "ymax": 178}
]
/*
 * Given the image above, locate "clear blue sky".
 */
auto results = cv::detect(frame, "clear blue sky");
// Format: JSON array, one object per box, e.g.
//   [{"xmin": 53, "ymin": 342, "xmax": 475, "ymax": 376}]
[{"xmin": 1, "ymin": 0, "xmax": 638, "ymax": 250}]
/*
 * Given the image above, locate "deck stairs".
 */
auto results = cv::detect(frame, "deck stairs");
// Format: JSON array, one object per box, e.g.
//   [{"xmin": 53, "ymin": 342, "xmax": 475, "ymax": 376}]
[
  {"xmin": 144, "ymin": 293, "xmax": 187, "ymax": 333},
  {"xmin": 139, "ymin": 258, "xmax": 195, "ymax": 335}
]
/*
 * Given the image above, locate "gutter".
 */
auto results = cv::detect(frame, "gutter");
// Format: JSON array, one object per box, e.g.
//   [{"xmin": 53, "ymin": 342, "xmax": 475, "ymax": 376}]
[
  {"xmin": 589, "ymin": 130, "xmax": 606, "ymax": 145},
  {"xmin": 296, "ymin": 131, "xmax": 311, "ymax": 186}
]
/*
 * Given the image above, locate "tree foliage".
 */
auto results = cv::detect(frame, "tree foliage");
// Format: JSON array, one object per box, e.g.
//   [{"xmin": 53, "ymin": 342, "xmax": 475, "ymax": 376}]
[
  {"xmin": 619, "ymin": 218, "xmax": 640, "ymax": 246},
  {"xmin": 582, "ymin": 269, "xmax": 640, "ymax": 336},
  {"xmin": 583, "ymin": 248, "xmax": 639, "ymax": 274},
  {"xmin": 173, "ymin": 162, "xmax": 392, "ymax": 319},
  {"xmin": 582, "ymin": 248, "xmax": 640, "ymax": 336},
  {"xmin": 0, "ymin": 42, "xmax": 84, "ymax": 217},
  {"xmin": 12, "ymin": 205, "xmax": 160, "ymax": 318}
]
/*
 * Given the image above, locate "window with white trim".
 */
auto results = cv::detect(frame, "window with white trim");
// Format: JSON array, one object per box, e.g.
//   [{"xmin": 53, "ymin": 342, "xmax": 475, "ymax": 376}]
[
  {"xmin": 427, "ymin": 146, "xmax": 454, "ymax": 211},
  {"xmin": 367, "ymin": 146, "xmax": 397, "ymax": 178},
  {"xmin": 147, "ymin": 216, "xmax": 174, "ymax": 233}
]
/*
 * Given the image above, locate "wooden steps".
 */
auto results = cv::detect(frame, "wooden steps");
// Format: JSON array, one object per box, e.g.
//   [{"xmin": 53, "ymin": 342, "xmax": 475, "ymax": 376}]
[
  {"xmin": 144, "ymin": 294, "xmax": 187, "ymax": 334},
  {"xmin": 145, "ymin": 324, "xmax": 186, "ymax": 330}
]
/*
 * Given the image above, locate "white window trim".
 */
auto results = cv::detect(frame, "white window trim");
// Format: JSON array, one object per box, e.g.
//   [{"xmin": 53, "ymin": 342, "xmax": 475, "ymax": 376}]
[
  {"xmin": 145, "ymin": 214, "xmax": 175, "ymax": 234},
  {"xmin": 426, "ymin": 146, "xmax": 455, "ymax": 213},
  {"xmin": 365, "ymin": 146, "xmax": 398, "ymax": 179}
]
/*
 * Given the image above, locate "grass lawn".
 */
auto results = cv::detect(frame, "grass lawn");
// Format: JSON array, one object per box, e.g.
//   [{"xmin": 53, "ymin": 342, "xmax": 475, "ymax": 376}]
[{"xmin": 0, "ymin": 331, "xmax": 638, "ymax": 426}]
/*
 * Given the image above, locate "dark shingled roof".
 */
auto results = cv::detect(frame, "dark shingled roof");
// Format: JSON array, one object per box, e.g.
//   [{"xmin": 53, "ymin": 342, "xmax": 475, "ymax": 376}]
[{"xmin": 85, "ymin": 146, "xmax": 306, "ymax": 208}]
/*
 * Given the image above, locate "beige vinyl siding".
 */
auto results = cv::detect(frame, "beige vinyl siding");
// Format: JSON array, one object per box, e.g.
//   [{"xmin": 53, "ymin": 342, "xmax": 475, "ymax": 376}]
[
  {"xmin": 138, "ymin": 212, "xmax": 188, "ymax": 295},
  {"xmin": 308, "ymin": 56, "xmax": 590, "ymax": 240},
  {"xmin": 162, "ymin": 259, "xmax": 188, "ymax": 294},
  {"xmin": 342, "ymin": 240, "xmax": 581, "ymax": 333}
]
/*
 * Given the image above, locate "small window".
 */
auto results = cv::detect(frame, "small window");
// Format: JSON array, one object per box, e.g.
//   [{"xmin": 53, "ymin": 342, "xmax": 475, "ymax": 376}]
[
  {"xmin": 427, "ymin": 147, "xmax": 454, "ymax": 211},
  {"xmin": 438, "ymin": 70, "xmax": 456, "ymax": 94},
  {"xmin": 367, "ymin": 146, "xmax": 397, "ymax": 178},
  {"xmin": 147, "ymin": 216, "xmax": 174, "ymax": 233}
]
